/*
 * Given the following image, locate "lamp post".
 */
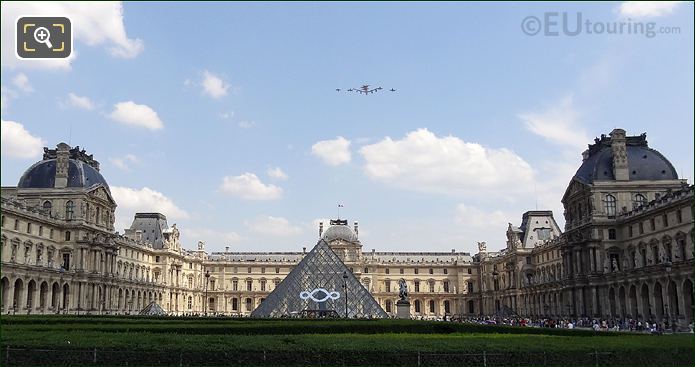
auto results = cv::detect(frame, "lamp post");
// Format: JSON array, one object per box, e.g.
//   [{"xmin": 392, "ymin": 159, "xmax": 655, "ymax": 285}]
[
  {"xmin": 204, "ymin": 270, "xmax": 210, "ymax": 316},
  {"xmin": 342, "ymin": 271, "xmax": 348, "ymax": 318},
  {"xmin": 663, "ymin": 260, "xmax": 673, "ymax": 331}
]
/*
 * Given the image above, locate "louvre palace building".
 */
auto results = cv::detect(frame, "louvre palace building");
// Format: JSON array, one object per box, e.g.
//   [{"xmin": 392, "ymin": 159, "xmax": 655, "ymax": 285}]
[{"xmin": 1, "ymin": 129, "xmax": 693, "ymax": 328}]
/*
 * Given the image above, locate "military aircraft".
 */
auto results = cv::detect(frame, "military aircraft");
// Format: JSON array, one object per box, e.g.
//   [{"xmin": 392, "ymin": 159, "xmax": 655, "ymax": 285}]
[{"xmin": 337, "ymin": 84, "xmax": 395, "ymax": 95}]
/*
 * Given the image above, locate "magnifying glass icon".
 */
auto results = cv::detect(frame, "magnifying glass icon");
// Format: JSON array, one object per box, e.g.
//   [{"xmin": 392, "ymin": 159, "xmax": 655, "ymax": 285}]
[{"xmin": 33, "ymin": 26, "xmax": 53, "ymax": 49}]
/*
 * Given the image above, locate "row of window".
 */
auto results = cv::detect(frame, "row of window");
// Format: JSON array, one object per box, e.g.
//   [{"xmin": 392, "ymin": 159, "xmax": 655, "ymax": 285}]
[
  {"xmin": 627, "ymin": 209, "xmax": 684, "ymax": 238},
  {"xmin": 3, "ymin": 216, "xmax": 73, "ymax": 242},
  {"xmin": 385, "ymin": 299, "xmax": 451, "ymax": 315},
  {"xmin": 383, "ymin": 267, "xmax": 470, "ymax": 275},
  {"xmin": 603, "ymin": 193, "xmax": 678, "ymax": 218}
]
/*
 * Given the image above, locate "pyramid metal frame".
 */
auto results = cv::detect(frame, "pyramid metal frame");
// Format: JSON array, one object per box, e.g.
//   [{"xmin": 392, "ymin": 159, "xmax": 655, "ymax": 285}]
[{"xmin": 251, "ymin": 239, "xmax": 387, "ymax": 318}]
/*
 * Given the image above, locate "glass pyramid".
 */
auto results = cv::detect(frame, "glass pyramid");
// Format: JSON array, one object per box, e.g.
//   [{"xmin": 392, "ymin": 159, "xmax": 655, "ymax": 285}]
[{"xmin": 251, "ymin": 239, "xmax": 387, "ymax": 318}]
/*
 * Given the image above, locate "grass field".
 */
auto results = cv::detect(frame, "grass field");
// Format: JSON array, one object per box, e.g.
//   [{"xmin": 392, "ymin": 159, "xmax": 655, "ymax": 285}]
[{"xmin": 1, "ymin": 316, "xmax": 693, "ymax": 366}]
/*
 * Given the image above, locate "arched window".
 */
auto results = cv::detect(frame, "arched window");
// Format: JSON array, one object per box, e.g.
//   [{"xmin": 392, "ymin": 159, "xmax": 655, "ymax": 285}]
[
  {"xmin": 468, "ymin": 300, "xmax": 475, "ymax": 314},
  {"xmin": 444, "ymin": 300, "xmax": 451, "ymax": 314},
  {"xmin": 65, "ymin": 231, "xmax": 71, "ymax": 241},
  {"xmin": 232, "ymin": 298, "xmax": 238, "ymax": 311},
  {"xmin": 43, "ymin": 201, "xmax": 52, "ymax": 216},
  {"xmin": 428, "ymin": 300, "xmax": 435, "ymax": 313},
  {"xmin": 96, "ymin": 207, "xmax": 101, "ymax": 224},
  {"xmin": 385, "ymin": 300, "xmax": 392, "ymax": 313},
  {"xmin": 603, "ymin": 195, "xmax": 617, "ymax": 217},
  {"xmin": 363, "ymin": 267, "xmax": 369, "ymax": 274},
  {"xmin": 633, "ymin": 194, "xmax": 647, "ymax": 208},
  {"xmin": 414, "ymin": 300, "xmax": 421, "ymax": 313},
  {"xmin": 245, "ymin": 297, "xmax": 253, "ymax": 311},
  {"xmin": 65, "ymin": 201, "xmax": 75, "ymax": 220}
]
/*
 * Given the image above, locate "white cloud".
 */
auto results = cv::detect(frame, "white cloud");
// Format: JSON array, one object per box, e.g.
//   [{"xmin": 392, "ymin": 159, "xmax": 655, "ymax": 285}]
[
  {"xmin": 518, "ymin": 96, "xmax": 589, "ymax": 151},
  {"xmin": 219, "ymin": 173, "xmax": 283, "ymax": 200},
  {"xmin": 246, "ymin": 216, "xmax": 303, "ymax": 237},
  {"xmin": 219, "ymin": 111, "xmax": 234, "ymax": 120},
  {"xmin": 201, "ymin": 70, "xmax": 229, "ymax": 99},
  {"xmin": 110, "ymin": 153, "xmax": 139, "ymax": 171},
  {"xmin": 109, "ymin": 101, "xmax": 164, "ymax": 130},
  {"xmin": 311, "ymin": 136, "xmax": 351, "ymax": 166},
  {"xmin": 1, "ymin": 1, "xmax": 144, "ymax": 70},
  {"xmin": 1, "ymin": 119, "xmax": 45, "ymax": 159},
  {"xmin": 617, "ymin": 1, "xmax": 682, "ymax": 18},
  {"xmin": 1, "ymin": 86, "xmax": 18, "ymax": 110},
  {"xmin": 111, "ymin": 186, "xmax": 188, "ymax": 232},
  {"xmin": 66, "ymin": 92, "xmax": 95, "ymax": 110},
  {"xmin": 238, "ymin": 120, "xmax": 255, "ymax": 129},
  {"xmin": 455, "ymin": 203, "xmax": 512, "ymax": 229},
  {"xmin": 267, "ymin": 166, "xmax": 288, "ymax": 181},
  {"xmin": 359, "ymin": 128, "xmax": 534, "ymax": 195},
  {"xmin": 12, "ymin": 73, "xmax": 33, "ymax": 93}
]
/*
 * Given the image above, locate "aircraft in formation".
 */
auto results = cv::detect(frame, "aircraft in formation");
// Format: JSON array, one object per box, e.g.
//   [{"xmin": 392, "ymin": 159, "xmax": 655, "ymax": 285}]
[{"xmin": 337, "ymin": 84, "xmax": 396, "ymax": 95}]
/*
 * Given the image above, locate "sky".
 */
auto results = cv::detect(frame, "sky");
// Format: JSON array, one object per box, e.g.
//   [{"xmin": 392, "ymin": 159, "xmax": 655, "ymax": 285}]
[{"xmin": 1, "ymin": 1, "xmax": 693, "ymax": 254}]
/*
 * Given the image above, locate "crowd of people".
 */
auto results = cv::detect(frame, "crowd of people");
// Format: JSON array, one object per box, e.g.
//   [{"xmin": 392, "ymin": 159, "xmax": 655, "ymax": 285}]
[{"xmin": 445, "ymin": 315, "xmax": 694, "ymax": 334}]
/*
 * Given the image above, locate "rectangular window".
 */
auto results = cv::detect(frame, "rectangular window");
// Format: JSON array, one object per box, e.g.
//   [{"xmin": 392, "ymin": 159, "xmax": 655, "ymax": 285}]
[
  {"xmin": 246, "ymin": 280, "xmax": 252, "ymax": 291},
  {"xmin": 399, "ymin": 268, "xmax": 404, "ymax": 274},
  {"xmin": 261, "ymin": 267, "xmax": 265, "ymax": 274},
  {"xmin": 526, "ymin": 256, "xmax": 532, "ymax": 265},
  {"xmin": 608, "ymin": 228, "xmax": 616, "ymax": 240},
  {"xmin": 629, "ymin": 225, "xmax": 633, "ymax": 237},
  {"xmin": 414, "ymin": 268, "xmax": 418, "ymax": 274},
  {"xmin": 260, "ymin": 280, "xmax": 266, "ymax": 291},
  {"xmin": 247, "ymin": 267, "xmax": 252, "ymax": 274},
  {"xmin": 385, "ymin": 268, "xmax": 390, "ymax": 274},
  {"xmin": 652, "ymin": 246, "xmax": 660, "ymax": 264},
  {"xmin": 467, "ymin": 268, "xmax": 472, "ymax": 274},
  {"xmin": 275, "ymin": 267, "xmax": 280, "ymax": 273},
  {"xmin": 232, "ymin": 280, "xmax": 238, "ymax": 291},
  {"xmin": 639, "ymin": 222, "xmax": 644, "ymax": 234},
  {"xmin": 14, "ymin": 219, "xmax": 19, "ymax": 230},
  {"xmin": 210, "ymin": 280, "xmax": 215, "ymax": 290},
  {"xmin": 39, "ymin": 226, "xmax": 43, "ymax": 237},
  {"xmin": 62, "ymin": 253, "xmax": 70, "ymax": 270},
  {"xmin": 443, "ymin": 268, "xmax": 448, "ymax": 275},
  {"xmin": 155, "ymin": 256, "xmax": 160, "ymax": 263},
  {"xmin": 467, "ymin": 282, "xmax": 474, "ymax": 293},
  {"xmin": 662, "ymin": 214, "xmax": 668, "ymax": 227},
  {"xmin": 677, "ymin": 209, "xmax": 683, "ymax": 223},
  {"xmin": 650, "ymin": 218, "xmax": 655, "ymax": 231},
  {"xmin": 232, "ymin": 298, "xmax": 238, "ymax": 311},
  {"xmin": 414, "ymin": 281, "xmax": 420, "ymax": 293},
  {"xmin": 27, "ymin": 223, "xmax": 32, "ymax": 234},
  {"xmin": 429, "ymin": 282, "xmax": 435, "ymax": 293},
  {"xmin": 428, "ymin": 268, "xmax": 434, "ymax": 275},
  {"xmin": 443, "ymin": 281, "xmax": 450, "ymax": 293},
  {"xmin": 385, "ymin": 280, "xmax": 391, "ymax": 292}
]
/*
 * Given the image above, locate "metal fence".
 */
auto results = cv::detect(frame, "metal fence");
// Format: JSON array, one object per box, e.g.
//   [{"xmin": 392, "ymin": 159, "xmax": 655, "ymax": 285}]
[{"xmin": 1, "ymin": 347, "xmax": 641, "ymax": 367}]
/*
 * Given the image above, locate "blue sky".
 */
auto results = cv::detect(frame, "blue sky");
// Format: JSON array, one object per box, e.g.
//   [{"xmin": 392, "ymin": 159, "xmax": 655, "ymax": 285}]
[{"xmin": 2, "ymin": 1, "xmax": 693, "ymax": 254}]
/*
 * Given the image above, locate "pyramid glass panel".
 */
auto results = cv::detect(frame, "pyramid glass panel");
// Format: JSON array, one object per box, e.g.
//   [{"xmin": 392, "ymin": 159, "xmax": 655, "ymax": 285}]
[{"xmin": 251, "ymin": 240, "xmax": 387, "ymax": 318}]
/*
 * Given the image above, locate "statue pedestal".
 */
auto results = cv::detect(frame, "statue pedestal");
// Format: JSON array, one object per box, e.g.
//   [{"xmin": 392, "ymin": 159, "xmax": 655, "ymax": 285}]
[{"xmin": 396, "ymin": 300, "xmax": 410, "ymax": 319}]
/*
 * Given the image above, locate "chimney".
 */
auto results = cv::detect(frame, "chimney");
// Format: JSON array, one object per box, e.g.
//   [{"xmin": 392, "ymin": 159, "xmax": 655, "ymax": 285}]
[
  {"xmin": 225, "ymin": 246, "xmax": 229, "ymax": 252},
  {"xmin": 54, "ymin": 143, "xmax": 70, "ymax": 188},
  {"xmin": 610, "ymin": 128, "xmax": 629, "ymax": 181},
  {"xmin": 302, "ymin": 247, "xmax": 306, "ymax": 254},
  {"xmin": 354, "ymin": 221, "xmax": 359, "ymax": 237},
  {"xmin": 451, "ymin": 249, "xmax": 456, "ymax": 253},
  {"xmin": 319, "ymin": 222, "xmax": 324, "ymax": 237}
]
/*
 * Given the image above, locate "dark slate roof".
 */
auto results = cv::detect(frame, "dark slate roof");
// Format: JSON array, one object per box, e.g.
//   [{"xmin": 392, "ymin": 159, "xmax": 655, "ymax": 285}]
[
  {"xmin": 573, "ymin": 145, "xmax": 678, "ymax": 184},
  {"xmin": 129, "ymin": 213, "xmax": 169, "ymax": 249},
  {"xmin": 18, "ymin": 159, "xmax": 110, "ymax": 192}
]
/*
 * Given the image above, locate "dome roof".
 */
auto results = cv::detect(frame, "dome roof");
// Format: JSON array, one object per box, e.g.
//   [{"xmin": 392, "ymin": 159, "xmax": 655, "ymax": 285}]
[
  {"xmin": 321, "ymin": 224, "xmax": 359, "ymax": 243},
  {"xmin": 573, "ymin": 136, "xmax": 678, "ymax": 185},
  {"xmin": 18, "ymin": 158, "xmax": 110, "ymax": 192}
]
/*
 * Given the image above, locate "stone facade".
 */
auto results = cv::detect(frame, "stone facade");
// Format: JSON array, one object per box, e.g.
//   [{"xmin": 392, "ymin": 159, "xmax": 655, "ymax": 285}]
[{"xmin": 1, "ymin": 129, "xmax": 693, "ymax": 326}]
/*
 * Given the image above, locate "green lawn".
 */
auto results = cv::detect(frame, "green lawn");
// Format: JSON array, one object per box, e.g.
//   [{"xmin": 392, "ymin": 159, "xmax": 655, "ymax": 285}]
[{"xmin": 1, "ymin": 316, "xmax": 692, "ymax": 366}]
